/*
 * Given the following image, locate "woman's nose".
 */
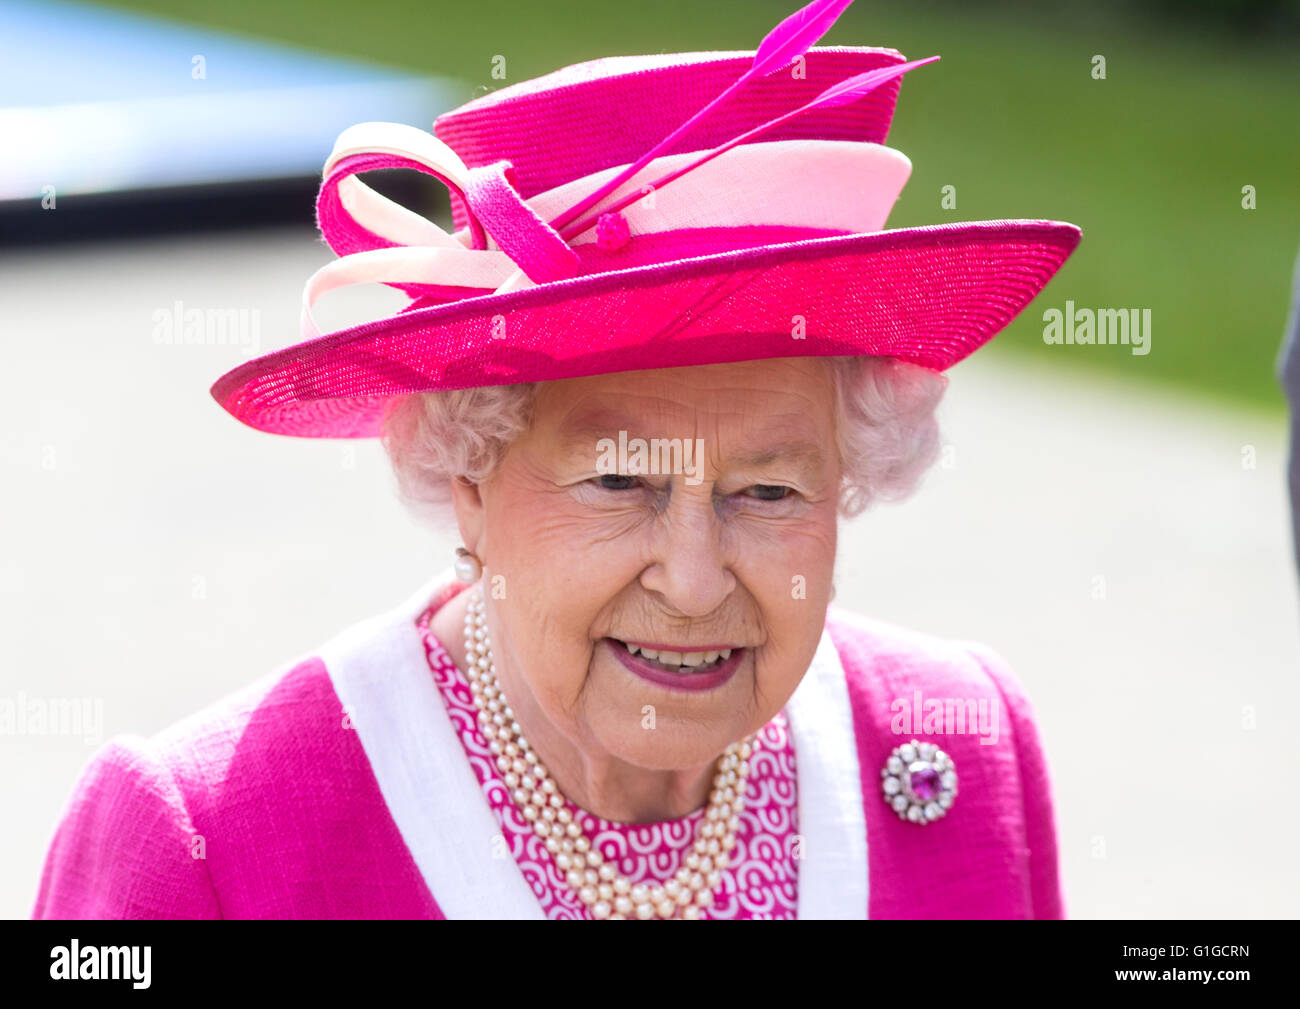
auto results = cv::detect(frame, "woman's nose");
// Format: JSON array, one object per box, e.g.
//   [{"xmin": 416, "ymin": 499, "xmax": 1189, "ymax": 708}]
[{"xmin": 638, "ymin": 487, "xmax": 736, "ymax": 618}]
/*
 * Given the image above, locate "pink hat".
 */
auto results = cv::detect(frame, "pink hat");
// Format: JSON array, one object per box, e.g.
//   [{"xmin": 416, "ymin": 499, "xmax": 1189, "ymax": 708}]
[{"xmin": 211, "ymin": 0, "xmax": 1080, "ymax": 438}]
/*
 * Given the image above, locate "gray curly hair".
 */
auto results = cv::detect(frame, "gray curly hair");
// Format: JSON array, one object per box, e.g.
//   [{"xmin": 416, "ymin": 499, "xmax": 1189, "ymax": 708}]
[{"xmin": 381, "ymin": 356, "xmax": 947, "ymax": 528}]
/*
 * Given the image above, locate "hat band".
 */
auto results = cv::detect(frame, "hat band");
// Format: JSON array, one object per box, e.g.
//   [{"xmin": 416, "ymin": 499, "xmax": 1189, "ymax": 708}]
[
  {"xmin": 302, "ymin": 125, "xmax": 912, "ymax": 340},
  {"xmin": 320, "ymin": 124, "xmax": 909, "ymax": 260}
]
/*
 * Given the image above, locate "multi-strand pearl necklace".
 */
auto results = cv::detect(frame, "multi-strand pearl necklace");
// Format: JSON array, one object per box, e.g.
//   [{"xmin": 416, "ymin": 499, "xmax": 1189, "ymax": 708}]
[{"xmin": 462, "ymin": 587, "xmax": 757, "ymax": 920}]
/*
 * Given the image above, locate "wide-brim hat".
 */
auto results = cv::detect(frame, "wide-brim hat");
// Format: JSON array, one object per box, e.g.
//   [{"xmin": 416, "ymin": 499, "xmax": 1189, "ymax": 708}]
[{"xmin": 211, "ymin": 1, "xmax": 1080, "ymax": 438}]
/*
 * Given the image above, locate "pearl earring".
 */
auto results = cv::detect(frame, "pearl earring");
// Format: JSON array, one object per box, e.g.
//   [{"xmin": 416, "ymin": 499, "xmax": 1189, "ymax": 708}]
[{"xmin": 454, "ymin": 547, "xmax": 483, "ymax": 583}]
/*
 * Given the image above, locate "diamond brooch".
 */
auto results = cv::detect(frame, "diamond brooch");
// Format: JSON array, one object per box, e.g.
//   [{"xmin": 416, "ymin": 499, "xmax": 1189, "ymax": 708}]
[{"xmin": 881, "ymin": 740, "xmax": 957, "ymax": 825}]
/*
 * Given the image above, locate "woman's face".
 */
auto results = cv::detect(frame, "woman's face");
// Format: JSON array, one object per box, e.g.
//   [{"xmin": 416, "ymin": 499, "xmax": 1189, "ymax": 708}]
[{"xmin": 469, "ymin": 357, "xmax": 841, "ymax": 771}]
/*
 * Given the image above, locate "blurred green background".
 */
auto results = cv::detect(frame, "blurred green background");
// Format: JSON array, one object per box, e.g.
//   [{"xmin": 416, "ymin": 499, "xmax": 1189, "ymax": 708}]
[{"xmin": 108, "ymin": 0, "xmax": 1300, "ymax": 413}]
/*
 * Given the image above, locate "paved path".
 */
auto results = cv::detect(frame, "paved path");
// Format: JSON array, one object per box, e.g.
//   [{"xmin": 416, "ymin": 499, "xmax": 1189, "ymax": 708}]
[{"xmin": 2, "ymin": 227, "xmax": 1296, "ymax": 918}]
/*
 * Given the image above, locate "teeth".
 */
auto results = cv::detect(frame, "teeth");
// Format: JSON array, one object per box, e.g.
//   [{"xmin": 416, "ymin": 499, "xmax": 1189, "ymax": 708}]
[{"xmin": 619, "ymin": 640, "xmax": 737, "ymax": 671}]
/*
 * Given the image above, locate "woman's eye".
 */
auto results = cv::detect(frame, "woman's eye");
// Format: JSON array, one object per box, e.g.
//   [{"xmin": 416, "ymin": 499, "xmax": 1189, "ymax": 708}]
[
  {"xmin": 593, "ymin": 474, "xmax": 639, "ymax": 490},
  {"xmin": 746, "ymin": 484, "xmax": 791, "ymax": 501}
]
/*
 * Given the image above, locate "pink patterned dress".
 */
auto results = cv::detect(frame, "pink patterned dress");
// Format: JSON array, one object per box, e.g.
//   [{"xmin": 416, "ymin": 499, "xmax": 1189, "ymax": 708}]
[{"xmin": 416, "ymin": 604, "xmax": 801, "ymax": 919}]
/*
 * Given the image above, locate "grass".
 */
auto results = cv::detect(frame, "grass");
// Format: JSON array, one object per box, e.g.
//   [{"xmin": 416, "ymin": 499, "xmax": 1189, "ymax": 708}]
[{"xmin": 102, "ymin": 0, "xmax": 1300, "ymax": 413}]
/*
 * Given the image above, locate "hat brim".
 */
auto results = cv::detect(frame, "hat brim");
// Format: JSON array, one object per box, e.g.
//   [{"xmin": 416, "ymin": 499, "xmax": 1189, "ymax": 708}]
[{"xmin": 211, "ymin": 218, "xmax": 1080, "ymax": 438}]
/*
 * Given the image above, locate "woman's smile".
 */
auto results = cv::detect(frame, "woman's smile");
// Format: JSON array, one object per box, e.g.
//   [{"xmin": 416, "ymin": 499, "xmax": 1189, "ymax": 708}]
[{"xmin": 604, "ymin": 637, "xmax": 746, "ymax": 693}]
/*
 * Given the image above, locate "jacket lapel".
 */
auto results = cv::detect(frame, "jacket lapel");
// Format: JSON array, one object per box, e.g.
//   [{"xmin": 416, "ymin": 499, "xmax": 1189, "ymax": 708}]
[
  {"xmin": 319, "ymin": 568, "xmax": 545, "ymax": 919},
  {"xmin": 785, "ymin": 628, "xmax": 870, "ymax": 918}
]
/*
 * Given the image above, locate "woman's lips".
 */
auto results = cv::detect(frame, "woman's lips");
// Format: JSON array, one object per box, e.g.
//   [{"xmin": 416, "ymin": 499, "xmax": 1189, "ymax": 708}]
[{"xmin": 605, "ymin": 638, "xmax": 744, "ymax": 693}]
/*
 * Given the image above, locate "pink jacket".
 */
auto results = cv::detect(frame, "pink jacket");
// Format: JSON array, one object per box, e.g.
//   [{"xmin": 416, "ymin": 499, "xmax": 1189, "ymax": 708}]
[{"xmin": 32, "ymin": 573, "xmax": 1064, "ymax": 919}]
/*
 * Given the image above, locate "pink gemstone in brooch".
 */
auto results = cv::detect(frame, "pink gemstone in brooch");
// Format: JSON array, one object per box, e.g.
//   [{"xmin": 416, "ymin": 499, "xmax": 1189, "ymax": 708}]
[{"xmin": 880, "ymin": 740, "xmax": 958, "ymax": 825}]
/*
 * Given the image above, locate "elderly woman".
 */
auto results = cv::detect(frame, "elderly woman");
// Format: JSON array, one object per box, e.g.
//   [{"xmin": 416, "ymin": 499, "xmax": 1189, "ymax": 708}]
[{"xmin": 33, "ymin": 1, "xmax": 1078, "ymax": 920}]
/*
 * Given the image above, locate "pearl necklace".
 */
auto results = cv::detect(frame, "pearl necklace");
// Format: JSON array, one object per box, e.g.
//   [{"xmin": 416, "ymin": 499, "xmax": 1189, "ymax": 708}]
[{"xmin": 462, "ymin": 587, "xmax": 757, "ymax": 920}]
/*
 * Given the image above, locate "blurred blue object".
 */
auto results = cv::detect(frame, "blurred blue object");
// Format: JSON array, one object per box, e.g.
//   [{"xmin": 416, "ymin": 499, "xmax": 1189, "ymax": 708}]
[{"xmin": 0, "ymin": 0, "xmax": 463, "ymax": 202}]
